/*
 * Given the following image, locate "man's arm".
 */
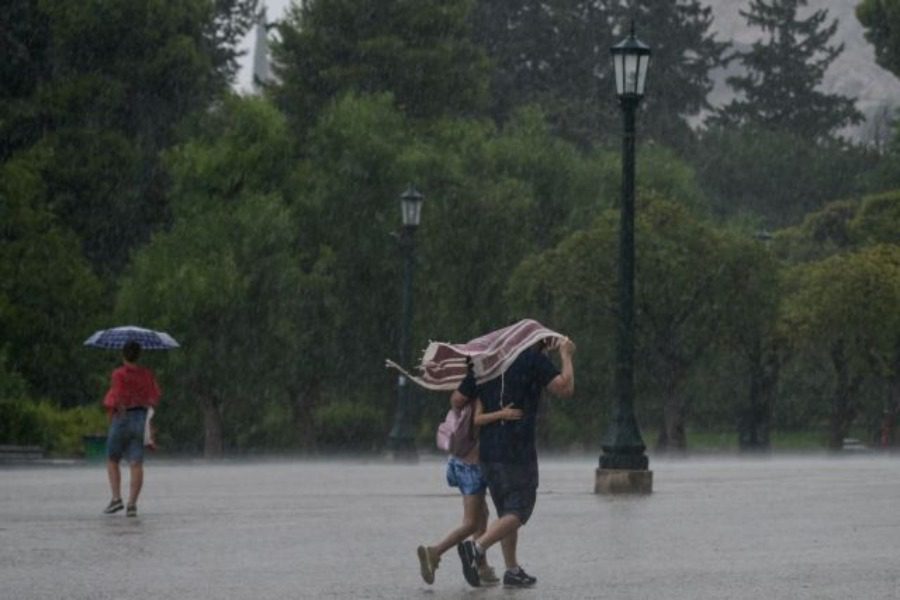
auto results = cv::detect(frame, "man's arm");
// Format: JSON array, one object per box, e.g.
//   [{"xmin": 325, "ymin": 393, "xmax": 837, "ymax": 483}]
[{"xmin": 546, "ymin": 337, "xmax": 575, "ymax": 398}]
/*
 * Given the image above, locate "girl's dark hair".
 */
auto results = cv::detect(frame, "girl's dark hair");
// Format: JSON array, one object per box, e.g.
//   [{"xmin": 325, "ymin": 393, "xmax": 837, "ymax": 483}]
[{"xmin": 123, "ymin": 341, "xmax": 142, "ymax": 362}]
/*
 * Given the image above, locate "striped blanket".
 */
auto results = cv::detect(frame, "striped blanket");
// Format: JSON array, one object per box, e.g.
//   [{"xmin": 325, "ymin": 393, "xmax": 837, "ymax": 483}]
[{"xmin": 385, "ymin": 319, "xmax": 565, "ymax": 391}]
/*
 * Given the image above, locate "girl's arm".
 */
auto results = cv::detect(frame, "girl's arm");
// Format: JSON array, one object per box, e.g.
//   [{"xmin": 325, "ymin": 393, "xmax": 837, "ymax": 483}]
[
  {"xmin": 449, "ymin": 389, "xmax": 469, "ymax": 410},
  {"xmin": 473, "ymin": 399, "xmax": 523, "ymax": 426}
]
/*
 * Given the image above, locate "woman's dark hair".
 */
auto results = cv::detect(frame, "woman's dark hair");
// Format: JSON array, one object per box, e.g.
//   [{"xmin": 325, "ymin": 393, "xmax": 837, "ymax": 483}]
[{"xmin": 123, "ymin": 340, "xmax": 142, "ymax": 362}]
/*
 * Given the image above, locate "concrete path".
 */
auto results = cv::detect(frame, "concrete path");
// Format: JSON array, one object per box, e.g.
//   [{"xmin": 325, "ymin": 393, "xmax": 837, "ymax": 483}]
[{"xmin": 2, "ymin": 454, "xmax": 899, "ymax": 599}]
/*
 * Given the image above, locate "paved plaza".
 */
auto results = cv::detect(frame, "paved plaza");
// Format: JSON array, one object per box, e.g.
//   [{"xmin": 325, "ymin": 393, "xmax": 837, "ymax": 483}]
[{"xmin": 1, "ymin": 454, "xmax": 899, "ymax": 599}]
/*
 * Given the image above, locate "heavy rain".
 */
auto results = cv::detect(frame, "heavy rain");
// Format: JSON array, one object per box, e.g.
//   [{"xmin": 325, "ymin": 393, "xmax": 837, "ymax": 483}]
[{"xmin": 3, "ymin": 0, "xmax": 900, "ymax": 598}]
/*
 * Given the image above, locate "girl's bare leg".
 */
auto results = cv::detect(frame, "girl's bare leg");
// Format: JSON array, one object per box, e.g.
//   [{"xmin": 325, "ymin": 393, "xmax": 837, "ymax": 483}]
[{"xmin": 431, "ymin": 493, "xmax": 484, "ymax": 556}]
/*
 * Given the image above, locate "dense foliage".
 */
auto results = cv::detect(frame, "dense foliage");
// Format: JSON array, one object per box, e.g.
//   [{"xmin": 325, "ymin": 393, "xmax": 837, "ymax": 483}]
[{"xmin": 4, "ymin": 0, "xmax": 900, "ymax": 456}]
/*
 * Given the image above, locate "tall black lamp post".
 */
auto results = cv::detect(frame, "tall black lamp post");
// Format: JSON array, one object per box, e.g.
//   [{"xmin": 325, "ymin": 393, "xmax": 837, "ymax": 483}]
[
  {"xmin": 595, "ymin": 24, "xmax": 653, "ymax": 494},
  {"xmin": 387, "ymin": 184, "xmax": 424, "ymax": 461}
]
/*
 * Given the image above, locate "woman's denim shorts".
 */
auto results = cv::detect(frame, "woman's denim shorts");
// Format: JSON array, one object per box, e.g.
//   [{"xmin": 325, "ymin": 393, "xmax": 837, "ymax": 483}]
[
  {"xmin": 445, "ymin": 456, "xmax": 488, "ymax": 496},
  {"xmin": 106, "ymin": 408, "xmax": 147, "ymax": 463}
]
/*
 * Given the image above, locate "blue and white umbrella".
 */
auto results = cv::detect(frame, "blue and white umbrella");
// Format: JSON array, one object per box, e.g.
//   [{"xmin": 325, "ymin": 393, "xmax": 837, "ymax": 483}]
[{"xmin": 83, "ymin": 326, "xmax": 180, "ymax": 350}]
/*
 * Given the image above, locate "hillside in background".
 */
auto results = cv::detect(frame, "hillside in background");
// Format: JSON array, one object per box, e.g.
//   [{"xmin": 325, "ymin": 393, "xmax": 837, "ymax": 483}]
[
  {"xmin": 237, "ymin": 1, "xmax": 900, "ymax": 143},
  {"xmin": 702, "ymin": 0, "xmax": 900, "ymax": 142}
]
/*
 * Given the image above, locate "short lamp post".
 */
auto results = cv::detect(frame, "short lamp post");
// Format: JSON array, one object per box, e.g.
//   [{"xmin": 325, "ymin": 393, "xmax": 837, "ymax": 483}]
[
  {"xmin": 387, "ymin": 184, "xmax": 424, "ymax": 461},
  {"xmin": 595, "ymin": 23, "xmax": 653, "ymax": 494}
]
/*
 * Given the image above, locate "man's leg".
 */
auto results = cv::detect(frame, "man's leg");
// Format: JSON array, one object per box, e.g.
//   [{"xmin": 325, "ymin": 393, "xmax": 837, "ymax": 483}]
[
  {"xmin": 102, "ymin": 459, "xmax": 125, "ymax": 514},
  {"xmin": 475, "ymin": 513, "xmax": 521, "ymax": 551},
  {"xmin": 500, "ymin": 528, "xmax": 518, "ymax": 570},
  {"xmin": 128, "ymin": 462, "xmax": 143, "ymax": 507},
  {"xmin": 107, "ymin": 460, "xmax": 121, "ymax": 500},
  {"xmin": 479, "ymin": 476, "xmax": 536, "ymax": 587}
]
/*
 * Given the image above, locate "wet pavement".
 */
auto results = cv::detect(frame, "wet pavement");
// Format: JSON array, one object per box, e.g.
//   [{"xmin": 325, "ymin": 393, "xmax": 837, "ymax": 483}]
[{"xmin": 2, "ymin": 454, "xmax": 899, "ymax": 599}]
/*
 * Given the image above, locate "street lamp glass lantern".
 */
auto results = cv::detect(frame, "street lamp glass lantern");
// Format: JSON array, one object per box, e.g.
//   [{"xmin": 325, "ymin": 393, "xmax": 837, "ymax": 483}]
[
  {"xmin": 400, "ymin": 184, "xmax": 424, "ymax": 227},
  {"xmin": 610, "ymin": 25, "xmax": 651, "ymax": 98}
]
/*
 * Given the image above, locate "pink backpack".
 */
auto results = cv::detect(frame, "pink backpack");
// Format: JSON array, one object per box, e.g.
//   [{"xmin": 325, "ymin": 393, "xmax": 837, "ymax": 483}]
[{"xmin": 436, "ymin": 402, "xmax": 476, "ymax": 457}]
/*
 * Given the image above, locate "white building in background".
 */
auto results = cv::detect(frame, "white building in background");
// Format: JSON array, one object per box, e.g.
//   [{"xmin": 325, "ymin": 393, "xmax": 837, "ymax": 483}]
[
  {"xmin": 236, "ymin": 0, "xmax": 291, "ymax": 94},
  {"xmin": 251, "ymin": 6, "xmax": 275, "ymax": 92}
]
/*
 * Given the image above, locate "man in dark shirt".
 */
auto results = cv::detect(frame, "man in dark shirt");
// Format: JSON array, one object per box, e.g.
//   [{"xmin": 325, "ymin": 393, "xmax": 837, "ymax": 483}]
[{"xmin": 455, "ymin": 336, "xmax": 575, "ymax": 587}]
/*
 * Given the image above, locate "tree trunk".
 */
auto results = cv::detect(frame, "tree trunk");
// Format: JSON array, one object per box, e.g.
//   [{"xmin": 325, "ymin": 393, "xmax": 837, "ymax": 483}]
[
  {"xmin": 202, "ymin": 395, "xmax": 224, "ymax": 458},
  {"xmin": 880, "ymin": 376, "xmax": 900, "ymax": 448},
  {"xmin": 739, "ymin": 344, "xmax": 780, "ymax": 452},
  {"xmin": 656, "ymin": 362, "xmax": 688, "ymax": 453},
  {"xmin": 292, "ymin": 379, "xmax": 320, "ymax": 452},
  {"xmin": 828, "ymin": 341, "xmax": 861, "ymax": 451}
]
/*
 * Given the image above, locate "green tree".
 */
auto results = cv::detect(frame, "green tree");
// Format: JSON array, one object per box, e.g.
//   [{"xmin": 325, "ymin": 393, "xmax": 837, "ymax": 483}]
[
  {"xmin": 692, "ymin": 126, "xmax": 875, "ymax": 227},
  {"xmin": 780, "ymin": 245, "xmax": 900, "ymax": 449},
  {"xmin": 272, "ymin": 0, "xmax": 490, "ymax": 137},
  {"xmin": 715, "ymin": 0, "xmax": 862, "ymax": 140},
  {"xmin": 714, "ymin": 233, "xmax": 784, "ymax": 450},
  {"xmin": 116, "ymin": 96, "xmax": 330, "ymax": 456},
  {"xmin": 774, "ymin": 190, "xmax": 900, "ymax": 263},
  {"xmin": 849, "ymin": 189, "xmax": 900, "ymax": 245},
  {"xmin": 857, "ymin": 0, "xmax": 900, "ymax": 79},
  {"xmin": 0, "ymin": 157, "xmax": 104, "ymax": 405},
  {"xmin": 287, "ymin": 99, "xmax": 608, "ymax": 437},
  {"xmin": 2, "ymin": 0, "xmax": 258, "ymax": 276},
  {"xmin": 507, "ymin": 197, "xmax": 762, "ymax": 451},
  {"xmin": 288, "ymin": 93, "xmax": 413, "ymax": 415},
  {"xmin": 469, "ymin": 0, "xmax": 615, "ymax": 146},
  {"xmin": 470, "ymin": 0, "xmax": 728, "ymax": 150},
  {"xmin": 0, "ymin": 0, "xmax": 50, "ymax": 160}
]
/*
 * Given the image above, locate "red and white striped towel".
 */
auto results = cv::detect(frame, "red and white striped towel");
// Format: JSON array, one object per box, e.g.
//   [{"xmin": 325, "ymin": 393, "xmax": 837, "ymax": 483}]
[{"xmin": 385, "ymin": 319, "xmax": 565, "ymax": 391}]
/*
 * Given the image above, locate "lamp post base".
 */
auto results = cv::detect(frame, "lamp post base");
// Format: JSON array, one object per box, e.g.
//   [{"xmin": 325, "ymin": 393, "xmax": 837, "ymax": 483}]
[{"xmin": 595, "ymin": 468, "xmax": 653, "ymax": 494}]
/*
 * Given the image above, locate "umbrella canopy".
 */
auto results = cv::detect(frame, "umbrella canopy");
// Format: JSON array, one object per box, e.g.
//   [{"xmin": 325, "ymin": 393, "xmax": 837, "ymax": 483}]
[{"xmin": 84, "ymin": 326, "xmax": 180, "ymax": 350}]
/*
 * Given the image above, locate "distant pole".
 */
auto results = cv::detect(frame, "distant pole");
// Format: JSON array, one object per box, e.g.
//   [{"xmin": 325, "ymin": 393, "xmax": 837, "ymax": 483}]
[
  {"xmin": 387, "ymin": 185, "xmax": 424, "ymax": 461},
  {"xmin": 596, "ymin": 23, "xmax": 653, "ymax": 494}
]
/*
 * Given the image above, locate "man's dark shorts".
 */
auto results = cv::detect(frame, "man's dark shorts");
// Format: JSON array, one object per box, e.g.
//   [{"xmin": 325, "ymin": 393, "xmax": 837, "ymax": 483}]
[{"xmin": 481, "ymin": 461, "xmax": 539, "ymax": 525}]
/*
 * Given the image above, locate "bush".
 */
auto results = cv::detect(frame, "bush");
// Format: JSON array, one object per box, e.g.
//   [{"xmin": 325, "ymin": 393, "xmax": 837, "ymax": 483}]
[
  {"xmin": 314, "ymin": 400, "xmax": 385, "ymax": 453},
  {"xmin": 0, "ymin": 398, "xmax": 42, "ymax": 444},
  {"xmin": 0, "ymin": 399, "xmax": 107, "ymax": 456}
]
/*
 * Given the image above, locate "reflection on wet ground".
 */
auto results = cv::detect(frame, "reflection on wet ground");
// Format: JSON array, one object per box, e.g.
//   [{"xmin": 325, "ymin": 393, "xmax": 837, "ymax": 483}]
[{"xmin": 2, "ymin": 454, "xmax": 899, "ymax": 599}]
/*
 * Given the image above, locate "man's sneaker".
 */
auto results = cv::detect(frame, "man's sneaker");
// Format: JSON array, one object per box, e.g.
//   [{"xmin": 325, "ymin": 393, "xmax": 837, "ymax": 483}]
[
  {"xmin": 416, "ymin": 545, "xmax": 440, "ymax": 585},
  {"xmin": 126, "ymin": 504, "xmax": 137, "ymax": 517},
  {"xmin": 478, "ymin": 565, "xmax": 500, "ymax": 586},
  {"xmin": 456, "ymin": 541, "xmax": 481, "ymax": 587},
  {"xmin": 103, "ymin": 499, "xmax": 124, "ymax": 514},
  {"xmin": 503, "ymin": 566, "xmax": 537, "ymax": 587}
]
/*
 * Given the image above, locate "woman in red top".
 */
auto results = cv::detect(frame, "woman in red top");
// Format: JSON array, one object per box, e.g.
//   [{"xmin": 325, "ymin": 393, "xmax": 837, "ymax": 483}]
[{"xmin": 102, "ymin": 341, "xmax": 161, "ymax": 517}]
